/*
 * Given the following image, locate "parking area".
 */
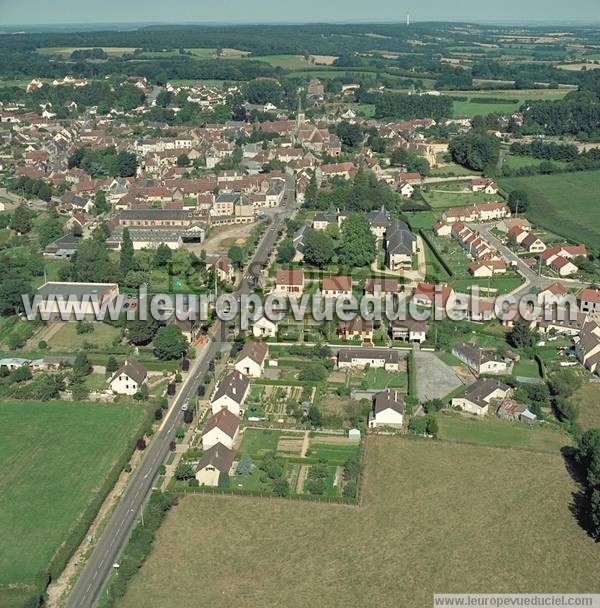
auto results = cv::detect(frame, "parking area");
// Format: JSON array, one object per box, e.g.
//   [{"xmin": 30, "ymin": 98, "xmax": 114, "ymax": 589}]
[{"xmin": 414, "ymin": 350, "xmax": 467, "ymax": 402}]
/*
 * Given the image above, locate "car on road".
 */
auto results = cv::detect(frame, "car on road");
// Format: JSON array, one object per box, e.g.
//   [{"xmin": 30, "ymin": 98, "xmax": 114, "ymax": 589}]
[{"xmin": 181, "ymin": 401, "xmax": 189, "ymax": 412}]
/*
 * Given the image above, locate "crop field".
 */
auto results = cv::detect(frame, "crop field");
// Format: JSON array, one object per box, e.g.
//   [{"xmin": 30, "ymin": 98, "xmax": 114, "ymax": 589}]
[
  {"xmin": 421, "ymin": 185, "xmax": 498, "ymax": 209},
  {"xmin": 500, "ymin": 171, "xmax": 600, "ymax": 250},
  {"xmin": 0, "ymin": 401, "xmax": 148, "ymax": 608},
  {"xmin": 36, "ymin": 46, "xmax": 137, "ymax": 57},
  {"xmin": 119, "ymin": 437, "xmax": 598, "ymax": 608}
]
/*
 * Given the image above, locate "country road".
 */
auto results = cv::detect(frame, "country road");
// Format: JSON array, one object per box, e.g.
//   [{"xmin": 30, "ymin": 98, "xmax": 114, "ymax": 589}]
[{"xmin": 64, "ymin": 174, "xmax": 296, "ymax": 607}]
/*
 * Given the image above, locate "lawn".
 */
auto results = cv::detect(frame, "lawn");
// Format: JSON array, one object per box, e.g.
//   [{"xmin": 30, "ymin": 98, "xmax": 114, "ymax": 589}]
[
  {"xmin": 512, "ymin": 358, "xmax": 542, "ymax": 378},
  {"xmin": 500, "ymin": 171, "xmax": 600, "ymax": 250},
  {"xmin": 307, "ymin": 440, "xmax": 359, "ymax": 465},
  {"xmin": 502, "ymin": 154, "xmax": 568, "ymax": 171},
  {"xmin": 239, "ymin": 428, "xmax": 282, "ymax": 459},
  {"xmin": 363, "ymin": 367, "xmax": 407, "ymax": 390},
  {"xmin": 0, "ymin": 401, "xmax": 148, "ymax": 608},
  {"xmin": 421, "ymin": 186, "xmax": 495, "ymax": 210},
  {"xmin": 47, "ymin": 322, "xmax": 122, "ymax": 351},
  {"xmin": 118, "ymin": 437, "xmax": 598, "ymax": 608},
  {"xmin": 438, "ymin": 413, "xmax": 569, "ymax": 452},
  {"xmin": 575, "ymin": 383, "xmax": 600, "ymax": 431}
]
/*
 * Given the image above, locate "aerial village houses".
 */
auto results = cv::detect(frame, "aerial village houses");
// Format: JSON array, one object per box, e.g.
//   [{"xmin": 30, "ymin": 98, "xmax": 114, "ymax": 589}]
[
  {"xmin": 252, "ymin": 315, "xmax": 278, "ymax": 339},
  {"xmin": 234, "ymin": 341, "xmax": 268, "ymax": 378},
  {"xmin": 452, "ymin": 343, "xmax": 510, "ymax": 376},
  {"xmin": 322, "ymin": 275, "xmax": 353, "ymax": 299},
  {"xmin": 195, "ymin": 443, "xmax": 235, "ymax": 487},
  {"xmin": 274, "ymin": 269, "xmax": 305, "ymax": 297},
  {"xmin": 109, "ymin": 360, "xmax": 148, "ymax": 396},
  {"xmin": 201, "ymin": 409, "xmax": 241, "ymax": 450},
  {"xmin": 337, "ymin": 348, "xmax": 400, "ymax": 371},
  {"xmin": 368, "ymin": 389, "xmax": 405, "ymax": 429},
  {"xmin": 452, "ymin": 379, "xmax": 512, "ymax": 417},
  {"xmin": 211, "ymin": 370, "xmax": 250, "ymax": 416}
]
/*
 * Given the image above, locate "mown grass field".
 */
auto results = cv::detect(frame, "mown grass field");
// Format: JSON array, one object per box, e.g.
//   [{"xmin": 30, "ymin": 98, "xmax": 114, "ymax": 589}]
[
  {"xmin": 118, "ymin": 437, "xmax": 598, "ymax": 608},
  {"xmin": 0, "ymin": 401, "xmax": 148, "ymax": 608},
  {"xmin": 500, "ymin": 171, "xmax": 600, "ymax": 250},
  {"xmin": 438, "ymin": 413, "xmax": 569, "ymax": 452},
  {"xmin": 575, "ymin": 383, "xmax": 600, "ymax": 431},
  {"xmin": 47, "ymin": 321, "xmax": 122, "ymax": 350}
]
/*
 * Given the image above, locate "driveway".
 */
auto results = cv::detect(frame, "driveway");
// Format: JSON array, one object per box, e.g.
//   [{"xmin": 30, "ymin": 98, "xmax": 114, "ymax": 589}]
[{"xmin": 414, "ymin": 351, "xmax": 466, "ymax": 402}]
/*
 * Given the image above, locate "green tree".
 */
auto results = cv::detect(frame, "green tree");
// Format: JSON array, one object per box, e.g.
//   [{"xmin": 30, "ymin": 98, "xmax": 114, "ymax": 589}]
[
  {"xmin": 120, "ymin": 228, "xmax": 135, "ymax": 276},
  {"xmin": 174, "ymin": 462, "xmax": 195, "ymax": 481},
  {"xmin": 449, "ymin": 133, "xmax": 501, "ymax": 171},
  {"xmin": 106, "ymin": 355, "xmax": 119, "ymax": 375},
  {"xmin": 153, "ymin": 243, "xmax": 172, "ymax": 267},
  {"xmin": 304, "ymin": 171, "xmax": 318, "ymax": 208},
  {"xmin": 508, "ymin": 190, "xmax": 530, "ymax": 214},
  {"xmin": 127, "ymin": 318, "xmax": 159, "ymax": 346},
  {"xmin": 72, "ymin": 351, "xmax": 92, "ymax": 378},
  {"xmin": 340, "ymin": 213, "xmax": 376, "ymax": 267},
  {"xmin": 237, "ymin": 455, "xmax": 254, "ymax": 476},
  {"xmin": 10, "ymin": 205, "xmax": 34, "ymax": 234},
  {"xmin": 228, "ymin": 245, "xmax": 244, "ymax": 269},
  {"xmin": 36, "ymin": 215, "xmax": 62, "ymax": 248},
  {"xmin": 303, "ymin": 229, "xmax": 335, "ymax": 267},
  {"xmin": 94, "ymin": 190, "xmax": 110, "ymax": 214},
  {"xmin": 507, "ymin": 319, "xmax": 536, "ymax": 349},
  {"xmin": 176, "ymin": 154, "xmax": 190, "ymax": 167},
  {"xmin": 153, "ymin": 325, "xmax": 189, "ymax": 360},
  {"xmin": 71, "ymin": 239, "xmax": 117, "ymax": 283},
  {"xmin": 276, "ymin": 238, "xmax": 295, "ymax": 264}
]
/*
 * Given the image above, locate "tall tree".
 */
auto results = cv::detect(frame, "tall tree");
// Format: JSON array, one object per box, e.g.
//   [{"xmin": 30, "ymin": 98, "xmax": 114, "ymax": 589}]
[
  {"xmin": 120, "ymin": 228, "xmax": 135, "ymax": 276},
  {"xmin": 10, "ymin": 205, "xmax": 34, "ymax": 234},
  {"xmin": 303, "ymin": 229, "xmax": 335, "ymax": 267},
  {"xmin": 340, "ymin": 213, "xmax": 376, "ymax": 268}
]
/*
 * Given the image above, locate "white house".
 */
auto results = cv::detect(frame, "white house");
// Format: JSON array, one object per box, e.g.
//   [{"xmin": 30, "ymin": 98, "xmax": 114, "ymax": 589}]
[
  {"xmin": 452, "ymin": 343, "xmax": 509, "ymax": 376},
  {"xmin": 234, "ymin": 340, "xmax": 268, "ymax": 378},
  {"xmin": 368, "ymin": 389, "xmax": 405, "ymax": 429},
  {"xmin": 109, "ymin": 360, "xmax": 148, "ymax": 396},
  {"xmin": 201, "ymin": 409, "xmax": 240, "ymax": 450},
  {"xmin": 337, "ymin": 348, "xmax": 399, "ymax": 371},
  {"xmin": 211, "ymin": 370, "xmax": 250, "ymax": 416},
  {"xmin": 252, "ymin": 315, "xmax": 278, "ymax": 339},
  {"xmin": 195, "ymin": 443, "xmax": 235, "ymax": 486},
  {"xmin": 452, "ymin": 379, "xmax": 512, "ymax": 417}
]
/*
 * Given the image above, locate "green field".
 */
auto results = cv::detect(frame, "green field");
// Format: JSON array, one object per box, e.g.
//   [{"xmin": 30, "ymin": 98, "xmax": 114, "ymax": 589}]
[
  {"xmin": 448, "ymin": 88, "xmax": 568, "ymax": 118},
  {"xmin": 47, "ymin": 322, "xmax": 122, "ymax": 350},
  {"xmin": 37, "ymin": 46, "xmax": 136, "ymax": 57},
  {"xmin": 500, "ymin": 171, "xmax": 600, "ymax": 249},
  {"xmin": 502, "ymin": 154, "xmax": 568, "ymax": 171},
  {"xmin": 575, "ymin": 383, "xmax": 600, "ymax": 431},
  {"xmin": 118, "ymin": 437, "xmax": 598, "ymax": 608},
  {"xmin": 422, "ymin": 185, "xmax": 497, "ymax": 209},
  {"xmin": 438, "ymin": 413, "xmax": 569, "ymax": 452},
  {"xmin": 0, "ymin": 401, "xmax": 148, "ymax": 608}
]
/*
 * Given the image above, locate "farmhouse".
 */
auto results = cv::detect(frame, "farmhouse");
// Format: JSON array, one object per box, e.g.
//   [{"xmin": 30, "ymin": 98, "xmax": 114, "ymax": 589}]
[
  {"xmin": 368, "ymin": 389, "xmax": 405, "ymax": 429},
  {"xmin": 201, "ymin": 409, "xmax": 240, "ymax": 450},
  {"xmin": 337, "ymin": 348, "xmax": 400, "ymax": 371},
  {"xmin": 452, "ymin": 379, "xmax": 512, "ymax": 417},
  {"xmin": 452, "ymin": 343, "xmax": 509, "ymax": 376},
  {"xmin": 234, "ymin": 341, "xmax": 268, "ymax": 378},
  {"xmin": 109, "ymin": 360, "xmax": 148, "ymax": 396},
  {"xmin": 211, "ymin": 370, "xmax": 250, "ymax": 416},
  {"xmin": 195, "ymin": 443, "xmax": 235, "ymax": 487}
]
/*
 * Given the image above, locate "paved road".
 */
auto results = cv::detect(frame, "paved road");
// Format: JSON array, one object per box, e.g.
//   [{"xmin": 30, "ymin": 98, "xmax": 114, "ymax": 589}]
[{"xmin": 65, "ymin": 176, "xmax": 296, "ymax": 608}]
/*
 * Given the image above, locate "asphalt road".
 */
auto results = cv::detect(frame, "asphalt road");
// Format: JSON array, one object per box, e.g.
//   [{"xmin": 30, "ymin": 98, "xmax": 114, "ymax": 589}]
[{"xmin": 65, "ymin": 176, "xmax": 296, "ymax": 607}]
